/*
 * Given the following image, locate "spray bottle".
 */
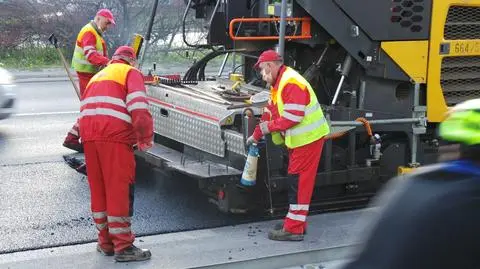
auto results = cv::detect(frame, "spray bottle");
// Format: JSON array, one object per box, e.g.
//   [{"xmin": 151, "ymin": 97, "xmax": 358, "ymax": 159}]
[
  {"xmin": 241, "ymin": 143, "xmax": 260, "ymax": 186},
  {"xmin": 370, "ymin": 133, "xmax": 382, "ymax": 160}
]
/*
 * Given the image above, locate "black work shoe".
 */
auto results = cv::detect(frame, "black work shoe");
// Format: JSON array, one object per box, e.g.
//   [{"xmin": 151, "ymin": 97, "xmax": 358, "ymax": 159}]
[
  {"xmin": 114, "ymin": 245, "xmax": 152, "ymax": 262},
  {"xmin": 96, "ymin": 244, "xmax": 114, "ymax": 256},
  {"xmin": 268, "ymin": 228, "xmax": 304, "ymax": 241},
  {"xmin": 63, "ymin": 155, "xmax": 87, "ymax": 176},
  {"xmin": 273, "ymin": 222, "xmax": 307, "ymax": 235},
  {"xmin": 63, "ymin": 142, "xmax": 84, "ymax": 153}
]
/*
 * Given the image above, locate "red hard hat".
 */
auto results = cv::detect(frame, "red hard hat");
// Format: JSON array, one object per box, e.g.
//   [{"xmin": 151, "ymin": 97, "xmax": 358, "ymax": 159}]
[
  {"xmin": 113, "ymin": 46, "xmax": 136, "ymax": 59},
  {"xmin": 254, "ymin": 50, "xmax": 283, "ymax": 69},
  {"xmin": 97, "ymin": 8, "xmax": 116, "ymax": 25}
]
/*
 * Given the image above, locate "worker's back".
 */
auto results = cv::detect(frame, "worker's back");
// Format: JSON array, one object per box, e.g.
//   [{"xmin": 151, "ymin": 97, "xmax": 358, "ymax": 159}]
[
  {"xmin": 342, "ymin": 160, "xmax": 480, "ymax": 269},
  {"xmin": 79, "ymin": 61, "xmax": 147, "ymax": 146}
]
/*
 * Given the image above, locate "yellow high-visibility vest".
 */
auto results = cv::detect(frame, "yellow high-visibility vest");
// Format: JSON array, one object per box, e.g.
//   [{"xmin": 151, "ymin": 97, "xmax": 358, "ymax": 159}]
[
  {"xmin": 271, "ymin": 66, "xmax": 330, "ymax": 148},
  {"xmin": 71, "ymin": 22, "xmax": 106, "ymax": 74}
]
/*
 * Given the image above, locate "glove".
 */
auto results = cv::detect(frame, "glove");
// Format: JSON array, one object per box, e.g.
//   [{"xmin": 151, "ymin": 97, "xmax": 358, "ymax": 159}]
[
  {"xmin": 255, "ymin": 121, "xmax": 270, "ymax": 139},
  {"xmin": 261, "ymin": 107, "xmax": 272, "ymax": 121},
  {"xmin": 246, "ymin": 135, "xmax": 258, "ymax": 146},
  {"xmin": 136, "ymin": 141, "xmax": 153, "ymax": 151},
  {"xmin": 247, "ymin": 121, "xmax": 271, "ymax": 146}
]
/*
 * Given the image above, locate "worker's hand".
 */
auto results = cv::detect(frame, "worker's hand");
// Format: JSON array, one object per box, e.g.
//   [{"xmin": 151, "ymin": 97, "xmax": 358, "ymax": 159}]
[
  {"xmin": 246, "ymin": 135, "xmax": 258, "ymax": 146},
  {"xmin": 261, "ymin": 107, "xmax": 272, "ymax": 121},
  {"xmin": 137, "ymin": 141, "xmax": 153, "ymax": 151},
  {"xmin": 258, "ymin": 121, "xmax": 270, "ymax": 136}
]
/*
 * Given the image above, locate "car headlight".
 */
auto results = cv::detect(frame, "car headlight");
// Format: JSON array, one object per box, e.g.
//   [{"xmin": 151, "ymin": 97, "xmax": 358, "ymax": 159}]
[{"xmin": 0, "ymin": 68, "xmax": 14, "ymax": 85}]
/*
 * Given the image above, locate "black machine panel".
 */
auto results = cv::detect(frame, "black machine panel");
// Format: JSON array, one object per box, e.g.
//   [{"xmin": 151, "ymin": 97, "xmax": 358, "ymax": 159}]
[
  {"xmin": 207, "ymin": 0, "xmax": 255, "ymax": 48},
  {"xmin": 334, "ymin": 0, "xmax": 432, "ymax": 41}
]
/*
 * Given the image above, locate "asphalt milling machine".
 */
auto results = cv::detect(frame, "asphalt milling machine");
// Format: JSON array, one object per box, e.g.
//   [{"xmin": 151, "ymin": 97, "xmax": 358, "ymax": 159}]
[{"xmin": 64, "ymin": 0, "xmax": 480, "ymax": 216}]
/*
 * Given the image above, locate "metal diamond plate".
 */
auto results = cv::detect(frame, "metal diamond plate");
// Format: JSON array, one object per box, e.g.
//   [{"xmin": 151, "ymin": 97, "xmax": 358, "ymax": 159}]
[
  {"xmin": 150, "ymin": 103, "xmax": 225, "ymax": 157},
  {"xmin": 147, "ymin": 85, "xmax": 232, "ymax": 121},
  {"xmin": 224, "ymin": 130, "xmax": 246, "ymax": 156},
  {"xmin": 146, "ymin": 82, "xmax": 265, "ymax": 158}
]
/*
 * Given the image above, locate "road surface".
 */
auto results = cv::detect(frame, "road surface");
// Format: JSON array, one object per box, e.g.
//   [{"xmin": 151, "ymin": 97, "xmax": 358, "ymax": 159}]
[{"xmin": 0, "ymin": 80, "xmax": 256, "ymax": 254}]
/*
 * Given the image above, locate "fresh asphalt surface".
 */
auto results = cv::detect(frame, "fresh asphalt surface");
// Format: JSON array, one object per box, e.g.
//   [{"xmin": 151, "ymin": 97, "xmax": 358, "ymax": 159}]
[{"xmin": 0, "ymin": 80, "xmax": 257, "ymax": 254}]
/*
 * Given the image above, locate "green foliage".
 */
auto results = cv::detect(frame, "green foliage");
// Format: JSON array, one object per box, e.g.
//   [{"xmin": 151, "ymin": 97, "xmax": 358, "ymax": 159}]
[
  {"xmin": 0, "ymin": 46, "xmax": 243, "ymax": 71},
  {"xmin": 0, "ymin": 46, "xmax": 68, "ymax": 69}
]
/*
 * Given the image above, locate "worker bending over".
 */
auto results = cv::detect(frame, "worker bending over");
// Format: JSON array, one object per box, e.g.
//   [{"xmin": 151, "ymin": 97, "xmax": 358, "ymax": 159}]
[{"xmin": 79, "ymin": 46, "xmax": 153, "ymax": 262}]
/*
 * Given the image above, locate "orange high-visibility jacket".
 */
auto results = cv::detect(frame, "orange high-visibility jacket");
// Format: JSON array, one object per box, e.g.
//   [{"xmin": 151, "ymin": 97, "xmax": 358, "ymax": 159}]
[{"xmin": 79, "ymin": 60, "xmax": 153, "ymax": 146}]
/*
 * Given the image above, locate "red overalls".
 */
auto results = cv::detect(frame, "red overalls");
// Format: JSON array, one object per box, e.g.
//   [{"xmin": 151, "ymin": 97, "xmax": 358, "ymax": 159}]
[
  {"xmin": 79, "ymin": 60, "xmax": 153, "ymax": 252},
  {"xmin": 253, "ymin": 65, "xmax": 325, "ymax": 235},
  {"xmin": 64, "ymin": 22, "xmax": 110, "ymax": 148}
]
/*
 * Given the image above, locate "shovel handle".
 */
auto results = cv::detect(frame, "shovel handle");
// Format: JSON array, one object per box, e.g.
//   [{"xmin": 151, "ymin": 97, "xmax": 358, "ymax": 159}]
[{"xmin": 48, "ymin": 33, "xmax": 81, "ymax": 100}]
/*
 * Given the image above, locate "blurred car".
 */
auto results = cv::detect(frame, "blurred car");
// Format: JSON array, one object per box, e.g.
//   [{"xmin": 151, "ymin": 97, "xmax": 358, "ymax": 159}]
[{"xmin": 0, "ymin": 67, "xmax": 16, "ymax": 120}]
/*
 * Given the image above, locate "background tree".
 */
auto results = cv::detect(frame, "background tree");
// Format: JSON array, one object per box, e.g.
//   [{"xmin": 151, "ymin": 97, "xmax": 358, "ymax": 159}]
[{"xmin": 0, "ymin": 0, "xmax": 207, "ymax": 67}]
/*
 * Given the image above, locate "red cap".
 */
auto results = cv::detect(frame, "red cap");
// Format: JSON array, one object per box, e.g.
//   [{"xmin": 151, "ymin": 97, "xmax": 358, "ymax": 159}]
[
  {"xmin": 254, "ymin": 50, "xmax": 282, "ymax": 69},
  {"xmin": 97, "ymin": 9, "xmax": 116, "ymax": 25},
  {"xmin": 113, "ymin": 46, "xmax": 136, "ymax": 59}
]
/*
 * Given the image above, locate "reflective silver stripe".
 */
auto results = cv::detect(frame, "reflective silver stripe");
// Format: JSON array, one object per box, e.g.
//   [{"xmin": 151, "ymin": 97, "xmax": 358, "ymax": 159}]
[
  {"xmin": 73, "ymin": 58, "xmax": 93, "ymax": 66},
  {"xmin": 283, "ymin": 104, "xmax": 306, "ymax": 112},
  {"xmin": 286, "ymin": 212, "xmax": 307, "ymax": 222},
  {"xmin": 259, "ymin": 122, "xmax": 270, "ymax": 135},
  {"xmin": 83, "ymin": 45, "xmax": 95, "ymax": 52},
  {"xmin": 69, "ymin": 129, "xmax": 79, "ymax": 136},
  {"xmin": 107, "ymin": 216, "xmax": 132, "ymax": 223},
  {"xmin": 286, "ymin": 117, "xmax": 327, "ymax": 137},
  {"xmin": 305, "ymin": 102, "xmax": 321, "ymax": 116},
  {"xmin": 92, "ymin": 211, "xmax": 107, "ymax": 219},
  {"xmin": 74, "ymin": 47, "xmax": 84, "ymax": 55},
  {"xmin": 81, "ymin": 96, "xmax": 127, "ymax": 108},
  {"xmin": 86, "ymin": 50, "xmax": 96, "ymax": 59},
  {"xmin": 81, "ymin": 108, "xmax": 132, "ymax": 124},
  {"xmin": 75, "ymin": 46, "xmax": 103, "ymax": 57},
  {"xmin": 290, "ymin": 204, "xmax": 309, "ymax": 211},
  {"xmin": 109, "ymin": 227, "xmax": 131, "ymax": 235},
  {"xmin": 126, "ymin": 91, "xmax": 147, "ymax": 103},
  {"xmin": 96, "ymin": 223, "xmax": 107, "ymax": 230},
  {"xmin": 127, "ymin": 102, "xmax": 149, "ymax": 112},
  {"xmin": 282, "ymin": 111, "xmax": 303, "ymax": 122}
]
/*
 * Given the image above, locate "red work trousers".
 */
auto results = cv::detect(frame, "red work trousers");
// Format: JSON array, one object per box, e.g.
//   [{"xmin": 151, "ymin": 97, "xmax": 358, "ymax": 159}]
[
  {"xmin": 64, "ymin": 72, "xmax": 94, "ymax": 143},
  {"xmin": 283, "ymin": 138, "xmax": 325, "ymax": 234},
  {"xmin": 84, "ymin": 141, "xmax": 136, "ymax": 253}
]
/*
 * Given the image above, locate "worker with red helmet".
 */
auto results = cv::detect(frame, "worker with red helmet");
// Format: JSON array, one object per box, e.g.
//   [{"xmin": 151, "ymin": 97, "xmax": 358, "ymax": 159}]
[
  {"xmin": 63, "ymin": 8, "xmax": 116, "ymax": 153},
  {"xmin": 79, "ymin": 45, "xmax": 153, "ymax": 262},
  {"xmin": 247, "ymin": 50, "xmax": 330, "ymax": 241}
]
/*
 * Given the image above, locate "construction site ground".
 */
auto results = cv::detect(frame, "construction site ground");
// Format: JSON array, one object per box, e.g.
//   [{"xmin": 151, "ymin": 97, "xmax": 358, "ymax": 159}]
[
  {"xmin": 0, "ymin": 209, "xmax": 366, "ymax": 269},
  {"xmin": 1, "ymin": 69, "xmax": 367, "ymax": 268}
]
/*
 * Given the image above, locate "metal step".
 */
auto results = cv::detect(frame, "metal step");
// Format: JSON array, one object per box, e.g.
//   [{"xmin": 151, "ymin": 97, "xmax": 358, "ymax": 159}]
[{"xmin": 138, "ymin": 144, "xmax": 243, "ymax": 179}]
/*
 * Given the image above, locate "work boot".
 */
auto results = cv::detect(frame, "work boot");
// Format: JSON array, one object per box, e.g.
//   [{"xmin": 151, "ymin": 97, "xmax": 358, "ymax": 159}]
[
  {"xmin": 268, "ymin": 228, "xmax": 304, "ymax": 241},
  {"xmin": 96, "ymin": 244, "xmax": 114, "ymax": 256},
  {"xmin": 63, "ymin": 141, "xmax": 84, "ymax": 153},
  {"xmin": 274, "ymin": 222, "xmax": 307, "ymax": 235},
  {"xmin": 114, "ymin": 245, "xmax": 152, "ymax": 262}
]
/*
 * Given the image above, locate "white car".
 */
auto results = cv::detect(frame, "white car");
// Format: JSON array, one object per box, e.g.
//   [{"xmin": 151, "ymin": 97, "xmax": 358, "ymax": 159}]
[{"xmin": 0, "ymin": 67, "xmax": 16, "ymax": 120}]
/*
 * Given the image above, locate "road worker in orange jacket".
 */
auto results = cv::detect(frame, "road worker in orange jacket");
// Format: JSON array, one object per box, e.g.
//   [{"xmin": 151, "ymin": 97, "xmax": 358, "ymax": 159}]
[
  {"xmin": 63, "ymin": 8, "xmax": 115, "ymax": 153},
  {"xmin": 79, "ymin": 46, "xmax": 153, "ymax": 262},
  {"xmin": 247, "ymin": 50, "xmax": 330, "ymax": 241}
]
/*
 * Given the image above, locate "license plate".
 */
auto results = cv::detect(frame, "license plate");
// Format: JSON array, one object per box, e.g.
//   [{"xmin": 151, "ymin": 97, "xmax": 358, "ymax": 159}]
[{"xmin": 449, "ymin": 41, "xmax": 480, "ymax": 56}]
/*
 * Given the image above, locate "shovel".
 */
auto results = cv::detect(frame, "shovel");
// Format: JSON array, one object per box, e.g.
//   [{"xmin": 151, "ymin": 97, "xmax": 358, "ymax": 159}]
[{"xmin": 48, "ymin": 33, "xmax": 81, "ymax": 100}]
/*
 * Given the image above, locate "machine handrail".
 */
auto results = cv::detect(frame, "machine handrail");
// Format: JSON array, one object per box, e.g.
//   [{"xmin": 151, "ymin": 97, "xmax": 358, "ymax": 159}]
[{"xmin": 229, "ymin": 17, "xmax": 312, "ymax": 41}]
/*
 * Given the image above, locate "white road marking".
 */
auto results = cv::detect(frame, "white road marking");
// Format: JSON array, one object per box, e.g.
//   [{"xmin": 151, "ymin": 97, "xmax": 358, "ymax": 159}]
[{"xmin": 13, "ymin": 111, "xmax": 79, "ymax": 117}]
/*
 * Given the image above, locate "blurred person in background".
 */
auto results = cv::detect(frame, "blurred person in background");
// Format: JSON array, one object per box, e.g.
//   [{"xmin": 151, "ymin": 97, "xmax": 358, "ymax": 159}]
[{"xmin": 340, "ymin": 98, "xmax": 480, "ymax": 269}]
